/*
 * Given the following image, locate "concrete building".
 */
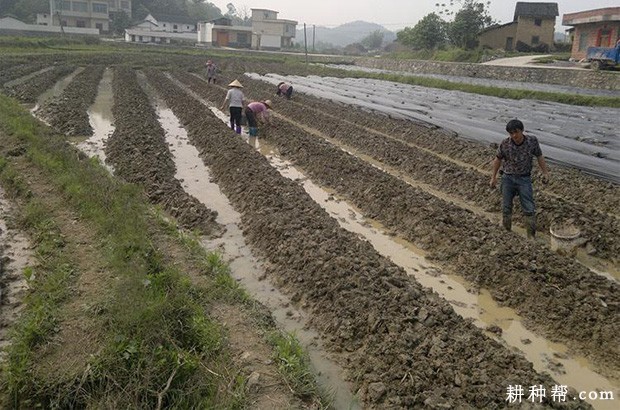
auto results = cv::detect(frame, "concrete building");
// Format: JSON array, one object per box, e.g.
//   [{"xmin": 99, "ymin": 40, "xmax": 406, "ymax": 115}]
[
  {"xmin": 250, "ymin": 8, "xmax": 297, "ymax": 50},
  {"xmin": 197, "ymin": 18, "xmax": 252, "ymax": 48},
  {"xmin": 198, "ymin": 8, "xmax": 296, "ymax": 50},
  {"xmin": 0, "ymin": 15, "xmax": 99, "ymax": 35},
  {"xmin": 48, "ymin": 0, "xmax": 131, "ymax": 33},
  {"xmin": 478, "ymin": 2, "xmax": 558, "ymax": 51},
  {"xmin": 562, "ymin": 7, "xmax": 620, "ymax": 60}
]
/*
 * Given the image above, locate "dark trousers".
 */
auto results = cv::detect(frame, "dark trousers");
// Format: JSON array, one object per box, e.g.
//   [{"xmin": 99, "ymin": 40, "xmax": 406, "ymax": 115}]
[
  {"xmin": 285, "ymin": 86, "xmax": 293, "ymax": 99},
  {"xmin": 244, "ymin": 107, "xmax": 257, "ymax": 127},
  {"xmin": 229, "ymin": 107, "xmax": 242, "ymax": 129}
]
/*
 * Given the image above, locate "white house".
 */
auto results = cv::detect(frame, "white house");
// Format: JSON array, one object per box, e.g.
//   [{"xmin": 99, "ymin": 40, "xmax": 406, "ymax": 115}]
[
  {"xmin": 124, "ymin": 13, "xmax": 198, "ymax": 44},
  {"xmin": 197, "ymin": 9, "xmax": 297, "ymax": 50},
  {"xmin": 250, "ymin": 8, "xmax": 297, "ymax": 49}
]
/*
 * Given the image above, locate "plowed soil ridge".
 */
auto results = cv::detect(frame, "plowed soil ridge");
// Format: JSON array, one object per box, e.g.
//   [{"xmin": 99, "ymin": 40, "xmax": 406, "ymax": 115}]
[
  {"xmin": 104, "ymin": 66, "xmax": 222, "ymax": 236},
  {"xmin": 143, "ymin": 67, "xmax": 585, "ymax": 408},
  {"xmin": 173, "ymin": 70, "xmax": 619, "ymax": 377},
  {"xmin": 4, "ymin": 65, "xmax": 76, "ymax": 103},
  {"xmin": 239, "ymin": 75, "xmax": 619, "ymax": 261},
  {"xmin": 37, "ymin": 65, "xmax": 105, "ymax": 136}
]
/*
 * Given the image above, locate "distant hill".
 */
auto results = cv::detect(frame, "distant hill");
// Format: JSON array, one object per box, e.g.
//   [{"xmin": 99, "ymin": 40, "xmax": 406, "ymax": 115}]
[{"xmin": 294, "ymin": 20, "xmax": 396, "ymax": 48}]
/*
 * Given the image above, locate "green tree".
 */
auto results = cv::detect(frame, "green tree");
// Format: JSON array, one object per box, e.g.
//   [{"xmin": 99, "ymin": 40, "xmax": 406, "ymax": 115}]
[
  {"xmin": 361, "ymin": 30, "xmax": 384, "ymax": 50},
  {"xmin": 397, "ymin": 13, "xmax": 446, "ymax": 50},
  {"xmin": 444, "ymin": 0, "xmax": 494, "ymax": 49},
  {"xmin": 2, "ymin": 0, "xmax": 49, "ymax": 22},
  {"xmin": 110, "ymin": 11, "xmax": 131, "ymax": 36}
]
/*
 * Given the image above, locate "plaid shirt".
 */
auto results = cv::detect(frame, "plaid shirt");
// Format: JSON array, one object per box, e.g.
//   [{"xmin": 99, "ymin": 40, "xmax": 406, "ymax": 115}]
[{"xmin": 496, "ymin": 134, "xmax": 543, "ymax": 176}]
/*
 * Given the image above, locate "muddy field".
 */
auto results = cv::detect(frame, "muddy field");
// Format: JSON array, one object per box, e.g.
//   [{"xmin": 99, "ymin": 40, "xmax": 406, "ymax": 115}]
[{"xmin": 1, "ymin": 52, "xmax": 618, "ymax": 409}]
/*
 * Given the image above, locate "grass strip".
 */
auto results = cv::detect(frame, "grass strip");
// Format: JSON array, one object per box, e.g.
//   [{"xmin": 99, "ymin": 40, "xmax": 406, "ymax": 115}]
[
  {"xmin": 0, "ymin": 94, "xmax": 241, "ymax": 408},
  {"xmin": 339, "ymin": 68, "xmax": 620, "ymax": 108}
]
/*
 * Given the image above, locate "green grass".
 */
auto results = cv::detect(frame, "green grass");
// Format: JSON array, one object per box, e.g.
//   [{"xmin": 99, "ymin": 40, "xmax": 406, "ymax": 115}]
[
  {"xmin": 339, "ymin": 68, "xmax": 620, "ymax": 108},
  {"xmin": 0, "ymin": 92, "xmax": 325, "ymax": 407}
]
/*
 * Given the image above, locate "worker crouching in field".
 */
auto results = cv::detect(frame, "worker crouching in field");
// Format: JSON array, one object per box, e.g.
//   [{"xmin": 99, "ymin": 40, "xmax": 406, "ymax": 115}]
[
  {"xmin": 244, "ymin": 100, "xmax": 272, "ymax": 137},
  {"xmin": 490, "ymin": 119, "xmax": 549, "ymax": 238},
  {"xmin": 206, "ymin": 60, "xmax": 217, "ymax": 84},
  {"xmin": 221, "ymin": 79, "xmax": 246, "ymax": 134},
  {"xmin": 276, "ymin": 82, "xmax": 293, "ymax": 99}
]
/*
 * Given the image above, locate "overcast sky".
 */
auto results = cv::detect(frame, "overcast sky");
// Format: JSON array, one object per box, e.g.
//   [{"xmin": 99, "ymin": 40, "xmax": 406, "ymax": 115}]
[{"xmin": 212, "ymin": 1, "xmax": 618, "ymax": 31}]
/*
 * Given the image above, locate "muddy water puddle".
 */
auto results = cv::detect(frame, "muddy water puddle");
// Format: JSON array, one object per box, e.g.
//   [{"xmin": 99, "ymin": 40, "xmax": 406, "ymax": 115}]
[
  {"xmin": 145, "ymin": 86, "xmax": 361, "ymax": 409},
  {"xmin": 30, "ymin": 67, "xmax": 84, "ymax": 114},
  {"xmin": 158, "ymin": 81, "xmax": 618, "ymax": 407},
  {"xmin": 78, "ymin": 67, "xmax": 114, "ymax": 166},
  {"xmin": 264, "ymin": 155, "xmax": 618, "ymax": 409},
  {"xmin": 0, "ymin": 186, "xmax": 33, "ymax": 361},
  {"xmin": 276, "ymin": 113, "xmax": 618, "ymax": 282}
]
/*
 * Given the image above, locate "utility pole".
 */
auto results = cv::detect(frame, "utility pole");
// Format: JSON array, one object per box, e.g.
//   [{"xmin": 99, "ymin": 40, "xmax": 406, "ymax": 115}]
[
  {"xmin": 312, "ymin": 25, "xmax": 315, "ymax": 53},
  {"xmin": 303, "ymin": 23, "xmax": 308, "ymax": 64}
]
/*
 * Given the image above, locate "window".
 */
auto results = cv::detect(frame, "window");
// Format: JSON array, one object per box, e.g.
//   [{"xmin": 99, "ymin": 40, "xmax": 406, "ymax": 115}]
[
  {"xmin": 531, "ymin": 36, "xmax": 539, "ymax": 45},
  {"xmin": 61, "ymin": 1, "xmax": 71, "ymax": 11},
  {"xmin": 76, "ymin": 20, "xmax": 86, "ymax": 28},
  {"xmin": 72, "ymin": 1, "xmax": 88, "ymax": 12},
  {"xmin": 93, "ymin": 3, "xmax": 107, "ymax": 13},
  {"xmin": 578, "ymin": 32, "xmax": 588, "ymax": 51},
  {"xmin": 61, "ymin": 20, "xmax": 67, "ymax": 26},
  {"xmin": 121, "ymin": 1, "xmax": 129, "ymax": 9},
  {"xmin": 238, "ymin": 33, "xmax": 248, "ymax": 43},
  {"xmin": 95, "ymin": 23, "xmax": 103, "ymax": 31},
  {"xmin": 534, "ymin": 18, "xmax": 542, "ymax": 26},
  {"xmin": 173, "ymin": 24, "xmax": 178, "ymax": 30}
]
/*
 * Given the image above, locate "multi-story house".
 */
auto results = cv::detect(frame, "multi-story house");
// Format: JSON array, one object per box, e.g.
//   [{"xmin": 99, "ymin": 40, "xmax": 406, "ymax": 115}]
[
  {"xmin": 250, "ymin": 8, "xmax": 297, "ymax": 50},
  {"xmin": 197, "ymin": 8, "xmax": 297, "ymax": 50},
  {"xmin": 48, "ymin": 0, "xmax": 131, "ymax": 33},
  {"xmin": 478, "ymin": 2, "xmax": 558, "ymax": 51}
]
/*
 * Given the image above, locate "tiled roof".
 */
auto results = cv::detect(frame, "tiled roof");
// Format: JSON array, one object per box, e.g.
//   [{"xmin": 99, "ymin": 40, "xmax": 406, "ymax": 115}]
[{"xmin": 514, "ymin": 2, "xmax": 559, "ymax": 20}]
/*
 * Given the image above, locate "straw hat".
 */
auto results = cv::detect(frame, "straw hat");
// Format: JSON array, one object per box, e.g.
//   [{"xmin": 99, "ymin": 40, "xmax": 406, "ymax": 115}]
[
  {"xmin": 228, "ymin": 79, "xmax": 243, "ymax": 88},
  {"xmin": 264, "ymin": 99, "xmax": 273, "ymax": 108}
]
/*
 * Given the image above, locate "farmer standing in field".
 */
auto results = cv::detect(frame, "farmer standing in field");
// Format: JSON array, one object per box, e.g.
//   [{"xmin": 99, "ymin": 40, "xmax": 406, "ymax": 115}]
[
  {"xmin": 244, "ymin": 100, "xmax": 272, "ymax": 137},
  {"xmin": 206, "ymin": 60, "xmax": 217, "ymax": 84},
  {"xmin": 221, "ymin": 79, "xmax": 246, "ymax": 134},
  {"xmin": 275, "ymin": 81, "xmax": 294, "ymax": 99},
  {"xmin": 490, "ymin": 119, "xmax": 549, "ymax": 238}
]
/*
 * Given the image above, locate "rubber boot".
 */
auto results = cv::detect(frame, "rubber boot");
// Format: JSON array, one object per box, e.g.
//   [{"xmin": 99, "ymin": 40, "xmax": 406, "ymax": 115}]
[
  {"xmin": 502, "ymin": 214, "xmax": 512, "ymax": 231},
  {"xmin": 235, "ymin": 125, "xmax": 241, "ymax": 134},
  {"xmin": 525, "ymin": 215, "xmax": 536, "ymax": 239}
]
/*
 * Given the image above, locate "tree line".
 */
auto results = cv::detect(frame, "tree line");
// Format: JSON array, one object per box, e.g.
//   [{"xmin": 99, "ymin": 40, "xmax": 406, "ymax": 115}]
[{"xmin": 397, "ymin": 0, "xmax": 494, "ymax": 50}]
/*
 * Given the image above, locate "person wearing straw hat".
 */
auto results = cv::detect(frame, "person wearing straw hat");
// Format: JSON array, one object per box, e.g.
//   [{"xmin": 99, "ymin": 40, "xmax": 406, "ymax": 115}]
[
  {"xmin": 205, "ymin": 60, "xmax": 217, "ymax": 84},
  {"xmin": 244, "ymin": 100, "xmax": 272, "ymax": 137},
  {"xmin": 221, "ymin": 79, "xmax": 246, "ymax": 134}
]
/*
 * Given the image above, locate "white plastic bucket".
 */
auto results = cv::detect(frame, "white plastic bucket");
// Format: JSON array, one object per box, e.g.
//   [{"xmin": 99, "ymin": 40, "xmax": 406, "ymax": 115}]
[{"xmin": 549, "ymin": 222, "xmax": 581, "ymax": 254}]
